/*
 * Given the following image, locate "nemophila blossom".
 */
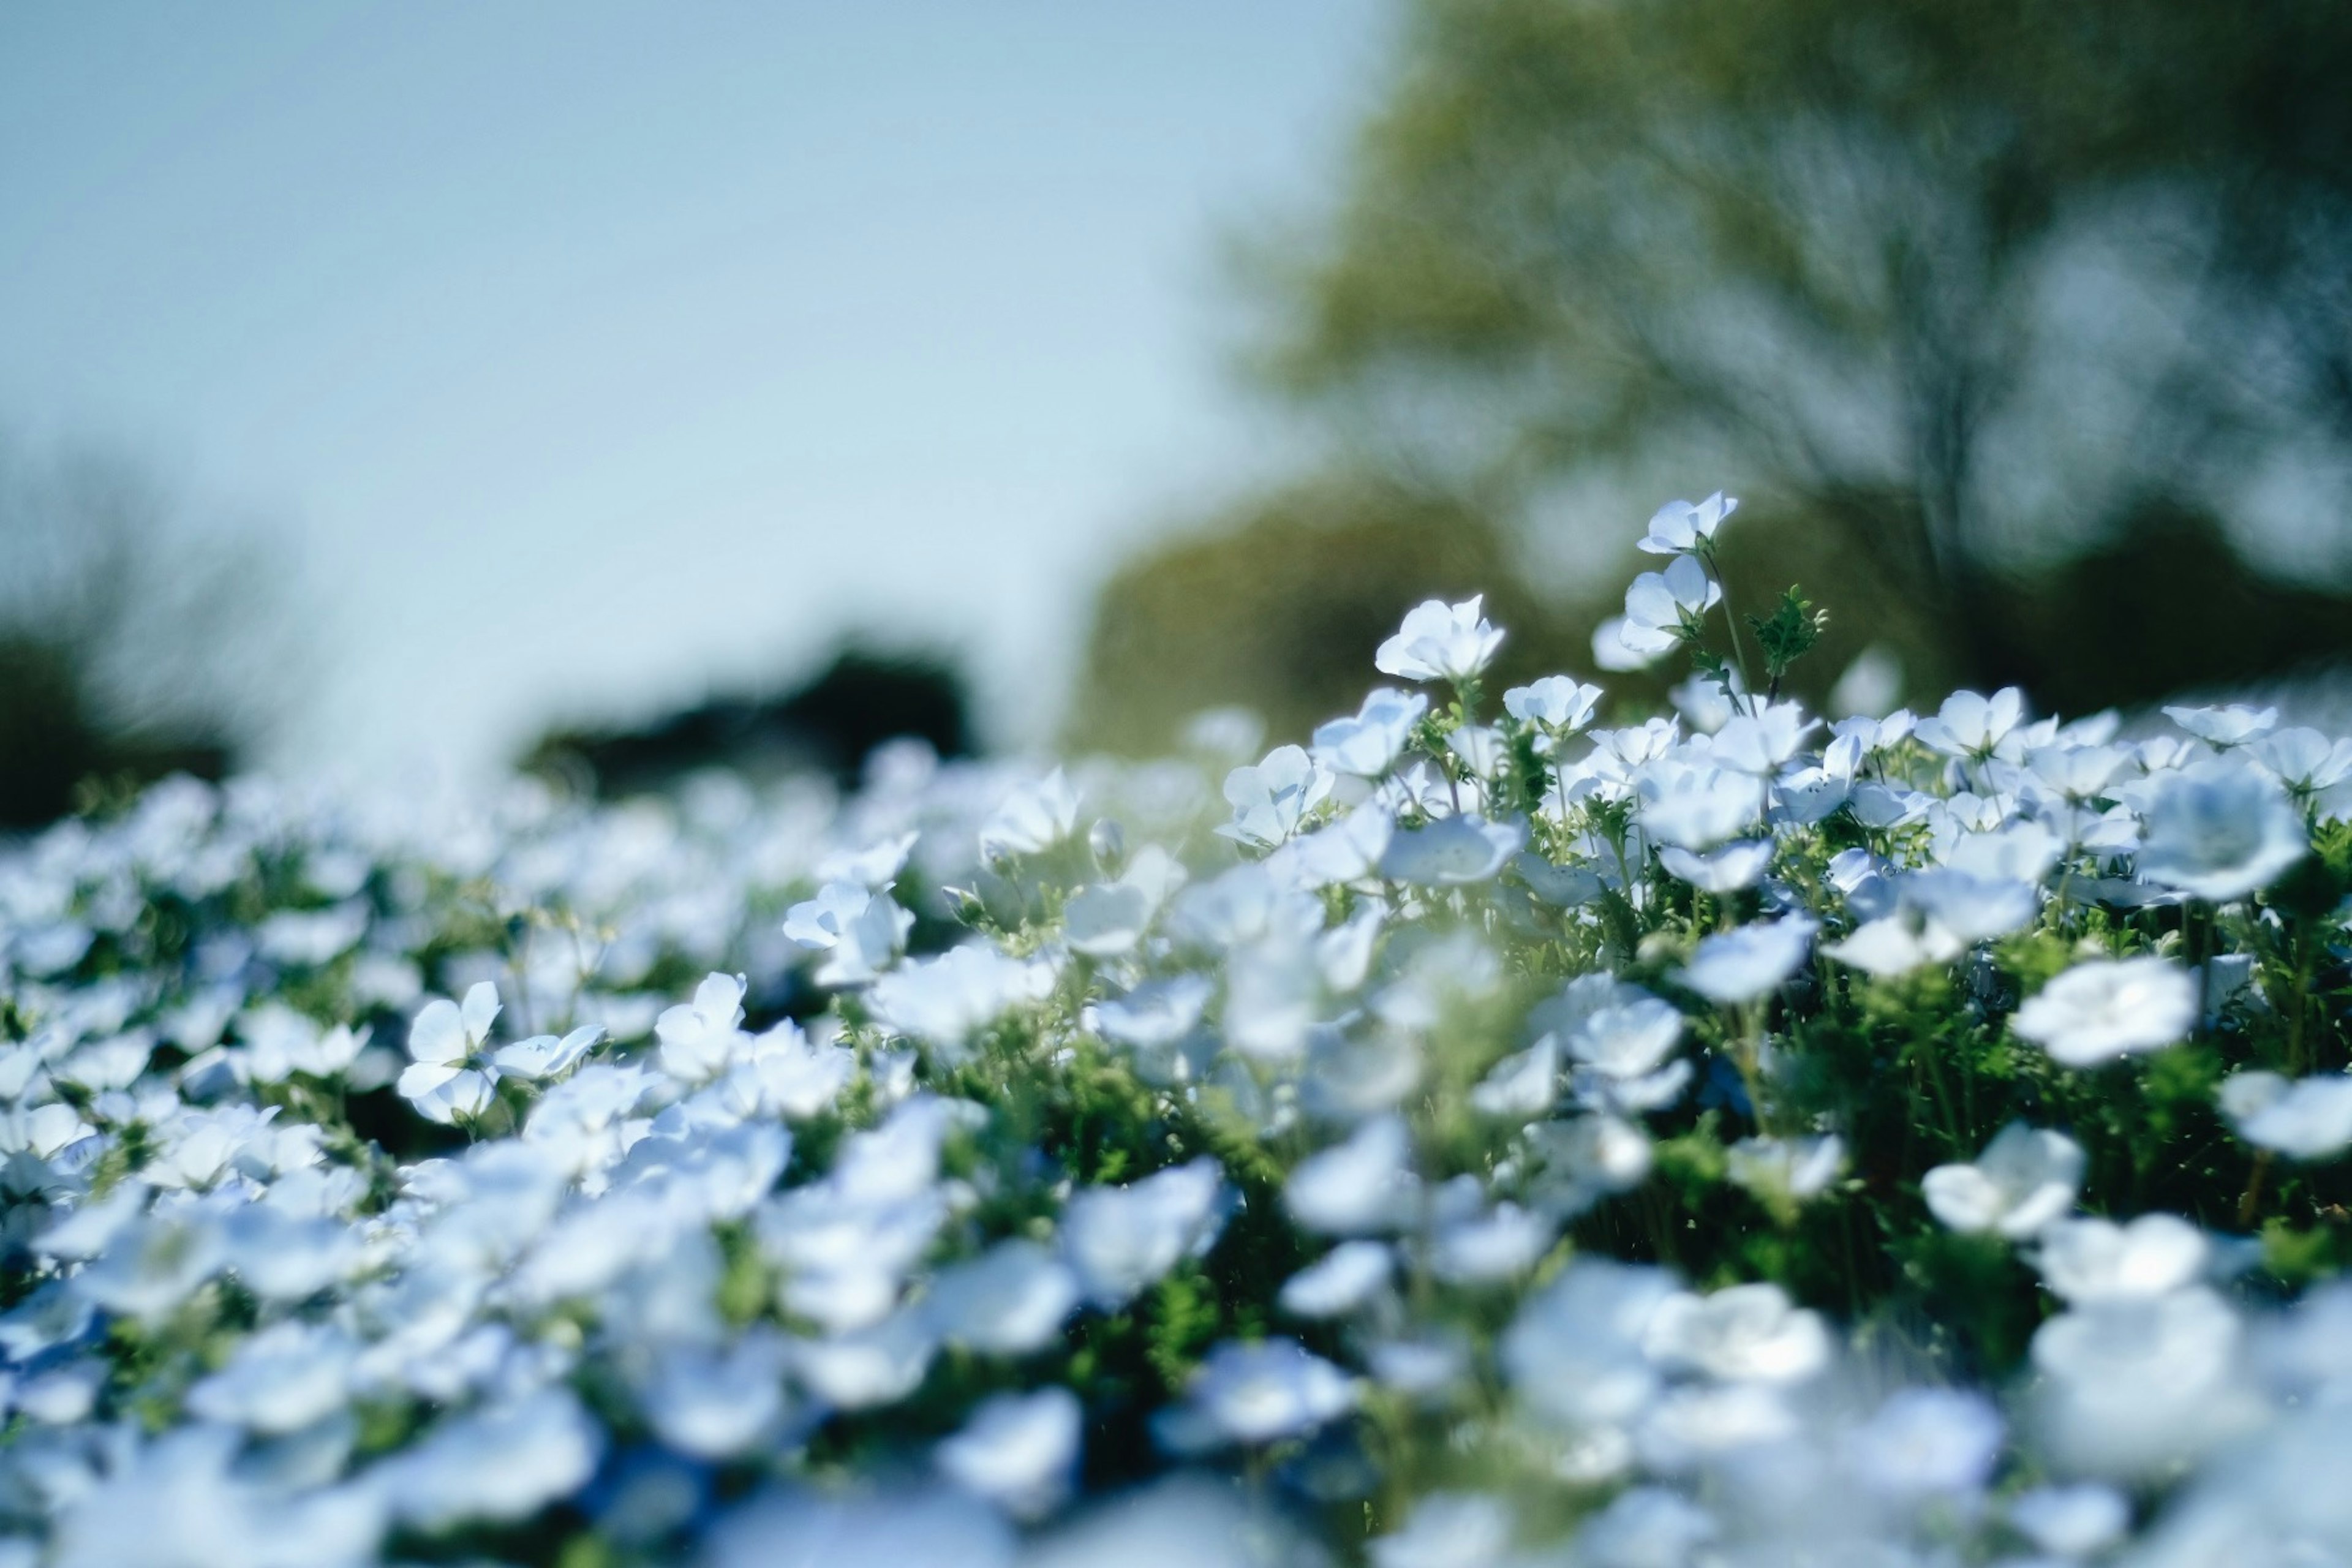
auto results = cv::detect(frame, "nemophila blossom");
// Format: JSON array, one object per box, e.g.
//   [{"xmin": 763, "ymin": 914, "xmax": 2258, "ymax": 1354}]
[
  {"xmin": 1504, "ymin": 674, "xmax": 1604, "ymax": 734},
  {"xmin": 936, "ymin": 1388, "xmax": 1082, "ymax": 1518},
  {"xmin": 1841, "ymin": 1389, "xmax": 2005, "ymax": 1500},
  {"xmin": 783, "ymin": 880, "xmax": 912, "ymax": 984},
  {"xmin": 2009, "ymin": 1485, "xmax": 2130, "ymax": 1559},
  {"xmin": 2220, "ymin": 1071, "xmax": 2352, "ymax": 1161},
  {"xmin": 2033, "ymin": 1213, "xmax": 2209, "ymax": 1303},
  {"xmin": 925, "ymin": 1238, "xmax": 1080, "ymax": 1354},
  {"xmin": 869, "ymin": 944, "xmax": 1053, "ymax": 1058},
  {"xmin": 1218, "ymin": 744, "xmax": 1333, "ymax": 848},
  {"xmin": 2135, "ymin": 760, "xmax": 2307, "ymax": 900},
  {"xmin": 398, "ymin": 981, "xmax": 502, "ymax": 1123},
  {"xmin": 1676, "ymin": 917, "xmax": 1815, "ymax": 1005},
  {"xmin": 1922, "ymin": 1123, "xmax": 2085, "ymax": 1237},
  {"xmin": 1313, "ymin": 688, "xmax": 1428, "ymax": 777},
  {"xmin": 2014, "ymin": 956, "xmax": 2197, "ymax": 1068},
  {"xmin": 1061, "ymin": 1158, "xmax": 1226, "ymax": 1307},
  {"xmin": 2253, "ymin": 726, "xmax": 2352, "ymax": 795},
  {"xmin": 1375, "ymin": 595, "xmax": 1504, "ymax": 684},
  {"xmin": 1724, "ymin": 1134, "xmax": 1844, "ymax": 1210},
  {"xmin": 1158, "ymin": 1338, "xmax": 1355, "ymax": 1449},
  {"xmin": 1915, "ymin": 687, "xmax": 2027, "ymax": 761},
  {"xmin": 1657, "ymin": 839, "xmax": 1772, "ymax": 892},
  {"xmin": 978, "ymin": 767, "xmax": 1081, "ymax": 860},
  {"xmin": 1643, "ymin": 1282, "xmax": 1830, "ymax": 1384},
  {"xmin": 1368, "ymin": 1491, "xmax": 1516, "ymax": 1568},
  {"xmin": 13, "ymin": 511, "xmax": 2352, "ymax": 1566},
  {"xmin": 1600, "ymin": 556, "xmax": 1723, "ymax": 670},
  {"xmin": 1379, "ymin": 813, "xmax": 1525, "ymax": 884},
  {"xmin": 1637, "ymin": 492, "xmax": 1738, "ymax": 555},
  {"xmin": 1637, "ymin": 759, "xmax": 1765, "ymax": 850},
  {"xmin": 2163, "ymin": 703, "xmax": 2278, "ymax": 748},
  {"xmin": 1280, "ymin": 1240, "xmax": 1394, "ymax": 1318},
  {"xmin": 1286, "ymin": 1114, "xmax": 1419, "ymax": 1235}
]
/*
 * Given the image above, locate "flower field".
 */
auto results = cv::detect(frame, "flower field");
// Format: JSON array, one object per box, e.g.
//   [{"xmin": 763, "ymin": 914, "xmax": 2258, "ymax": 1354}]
[{"xmin": 6, "ymin": 497, "xmax": 2352, "ymax": 1566}]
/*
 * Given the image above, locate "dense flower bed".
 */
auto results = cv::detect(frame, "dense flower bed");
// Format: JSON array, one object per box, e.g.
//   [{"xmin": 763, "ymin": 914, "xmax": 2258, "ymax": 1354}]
[{"xmin": 5, "ymin": 497, "xmax": 2352, "ymax": 1567}]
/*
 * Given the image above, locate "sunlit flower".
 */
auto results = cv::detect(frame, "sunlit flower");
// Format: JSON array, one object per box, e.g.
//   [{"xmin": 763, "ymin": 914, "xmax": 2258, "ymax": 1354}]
[
  {"xmin": 1375, "ymin": 595, "xmax": 1505, "ymax": 684},
  {"xmin": 2135, "ymin": 760, "xmax": 2307, "ymax": 900},
  {"xmin": 1637, "ymin": 492, "xmax": 1737, "ymax": 556},
  {"xmin": 2013, "ymin": 956, "xmax": 2197, "ymax": 1068},
  {"xmin": 1922, "ymin": 1123, "xmax": 2084, "ymax": 1237}
]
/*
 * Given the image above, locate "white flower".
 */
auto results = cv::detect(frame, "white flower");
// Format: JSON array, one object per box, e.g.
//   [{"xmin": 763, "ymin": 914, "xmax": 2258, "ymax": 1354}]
[
  {"xmin": 379, "ymin": 1390, "xmax": 603, "ymax": 1531},
  {"xmin": 398, "ymin": 982, "xmax": 502, "ymax": 1123},
  {"xmin": 2030, "ymin": 1286, "xmax": 2247, "ymax": 1479},
  {"xmin": 1062, "ymin": 882, "xmax": 1155, "ymax": 957},
  {"xmin": 1824, "ymin": 911, "xmax": 1964, "ymax": 978},
  {"xmin": 1592, "ymin": 616, "xmax": 1656, "ymax": 673},
  {"xmin": 1164, "ymin": 1338, "xmax": 1355, "ymax": 1447},
  {"xmin": 1501, "ymin": 1259, "xmax": 1676, "ymax": 1430},
  {"xmin": 1610, "ymin": 556, "xmax": 1722, "ymax": 666},
  {"xmin": 642, "ymin": 1336, "xmax": 790, "ymax": 1458},
  {"xmin": 1921, "ymin": 1123, "xmax": 2084, "ymax": 1237},
  {"xmin": 1841, "ymin": 1388, "xmax": 2002, "ymax": 1498},
  {"xmin": 2220, "ymin": 1070, "xmax": 2352, "ymax": 1161},
  {"xmin": 1566, "ymin": 996, "xmax": 1685, "ymax": 1082},
  {"xmin": 1503, "ymin": 675, "xmax": 1604, "ymax": 733},
  {"xmin": 1642, "ymin": 1282, "xmax": 1831, "ymax": 1384},
  {"xmin": 979, "ymin": 767, "xmax": 1081, "ymax": 860},
  {"xmin": 2034, "ymin": 1214, "xmax": 2208, "ymax": 1302},
  {"xmin": 791, "ymin": 1311, "xmax": 938, "ymax": 1408},
  {"xmin": 1657, "ymin": 839, "xmax": 1773, "ymax": 892},
  {"xmin": 1313, "ymin": 689, "xmax": 1428, "ymax": 777},
  {"xmin": 491, "ymin": 1023, "xmax": 600, "ymax": 1081},
  {"xmin": 1091, "ymin": 975, "xmax": 1213, "ymax": 1049},
  {"xmin": 2162, "ymin": 703, "xmax": 2277, "ymax": 747},
  {"xmin": 1369, "ymin": 1491, "xmax": 1516, "ymax": 1568},
  {"xmin": 1375, "ymin": 596, "xmax": 1505, "ymax": 684},
  {"xmin": 1637, "ymin": 760, "xmax": 1765, "ymax": 850},
  {"xmin": 1286, "ymin": 1114, "xmax": 1419, "ymax": 1235},
  {"xmin": 1469, "ymin": 1035, "xmax": 1560, "ymax": 1119},
  {"xmin": 1292, "ymin": 805, "xmax": 1396, "ymax": 886},
  {"xmin": 1637, "ymin": 492, "xmax": 1738, "ymax": 556},
  {"xmin": 1676, "ymin": 918, "xmax": 1815, "ymax": 1005},
  {"xmin": 869, "ymin": 945, "xmax": 1053, "ymax": 1058},
  {"xmin": 1914, "ymin": 687, "xmax": 2027, "ymax": 760},
  {"xmin": 1725, "ymin": 1134, "xmax": 1844, "ymax": 1208},
  {"xmin": 1278, "ymin": 1240, "xmax": 1394, "ymax": 1318},
  {"xmin": 1061, "ymin": 1158, "xmax": 1226, "ymax": 1307},
  {"xmin": 655, "ymin": 971, "xmax": 748, "ymax": 1083},
  {"xmin": 784, "ymin": 881, "xmax": 913, "ymax": 985},
  {"xmin": 1379, "ymin": 815, "xmax": 1526, "ymax": 885},
  {"xmin": 936, "ymin": 1388, "xmax": 1081, "ymax": 1519},
  {"xmin": 1218, "ymin": 745, "xmax": 1335, "ymax": 848},
  {"xmin": 1431, "ymin": 1202, "xmax": 1556, "ymax": 1283},
  {"xmin": 2136, "ymin": 760, "xmax": 2307, "ymax": 900},
  {"xmin": 2009, "ymin": 1484, "xmax": 2130, "ymax": 1558},
  {"xmin": 2013, "ymin": 956, "xmax": 2196, "ymax": 1068},
  {"xmin": 925, "ymin": 1239, "xmax": 1081, "ymax": 1355},
  {"xmin": 184, "ymin": 1319, "xmax": 356, "ymax": 1433},
  {"xmin": 2253, "ymin": 726, "xmax": 2352, "ymax": 794}
]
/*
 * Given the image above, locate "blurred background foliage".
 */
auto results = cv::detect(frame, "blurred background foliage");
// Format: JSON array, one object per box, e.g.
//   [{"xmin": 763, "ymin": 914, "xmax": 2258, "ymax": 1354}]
[
  {"xmin": 0, "ymin": 437, "xmax": 284, "ymax": 829},
  {"xmin": 522, "ymin": 647, "xmax": 974, "ymax": 799},
  {"xmin": 1076, "ymin": 0, "xmax": 2352, "ymax": 749}
]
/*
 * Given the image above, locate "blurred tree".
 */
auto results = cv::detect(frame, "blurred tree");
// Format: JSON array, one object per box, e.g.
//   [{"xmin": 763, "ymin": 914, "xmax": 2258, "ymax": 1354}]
[
  {"xmin": 523, "ymin": 647, "xmax": 974, "ymax": 797},
  {"xmin": 1070, "ymin": 476, "xmax": 1594, "ymax": 752},
  {"xmin": 0, "ymin": 436, "xmax": 279, "ymax": 829},
  {"xmin": 1079, "ymin": 0, "xmax": 2352, "ymax": 731}
]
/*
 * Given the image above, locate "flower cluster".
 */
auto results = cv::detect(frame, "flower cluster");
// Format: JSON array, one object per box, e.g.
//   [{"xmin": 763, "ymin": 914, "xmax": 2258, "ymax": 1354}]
[{"xmin": 3, "ymin": 499, "xmax": 2352, "ymax": 1566}]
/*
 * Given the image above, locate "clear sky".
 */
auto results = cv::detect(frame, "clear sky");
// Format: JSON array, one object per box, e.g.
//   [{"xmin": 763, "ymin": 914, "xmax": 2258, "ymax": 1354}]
[{"xmin": 0, "ymin": 2, "xmax": 1381, "ymax": 774}]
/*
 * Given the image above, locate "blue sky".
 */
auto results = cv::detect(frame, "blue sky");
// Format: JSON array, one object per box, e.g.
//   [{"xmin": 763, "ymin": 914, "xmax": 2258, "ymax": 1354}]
[{"xmin": 0, "ymin": 2, "xmax": 1380, "ymax": 772}]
